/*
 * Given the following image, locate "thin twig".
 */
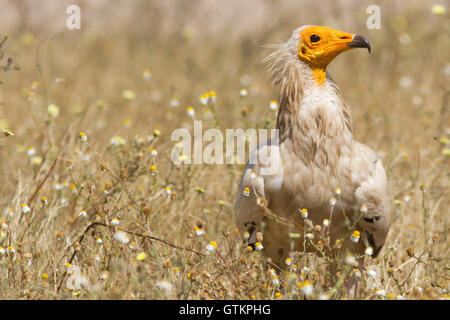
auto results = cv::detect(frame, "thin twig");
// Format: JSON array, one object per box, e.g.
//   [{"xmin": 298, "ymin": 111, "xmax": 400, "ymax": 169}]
[
  {"xmin": 18, "ymin": 158, "xmax": 58, "ymax": 225},
  {"xmin": 399, "ymin": 251, "xmax": 426, "ymax": 287},
  {"xmin": 27, "ymin": 157, "xmax": 58, "ymax": 204}
]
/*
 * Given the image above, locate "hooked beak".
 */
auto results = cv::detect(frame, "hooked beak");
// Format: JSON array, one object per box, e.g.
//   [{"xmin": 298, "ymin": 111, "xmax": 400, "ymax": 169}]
[
  {"xmin": 298, "ymin": 27, "xmax": 372, "ymax": 71},
  {"xmin": 348, "ymin": 34, "xmax": 371, "ymax": 53}
]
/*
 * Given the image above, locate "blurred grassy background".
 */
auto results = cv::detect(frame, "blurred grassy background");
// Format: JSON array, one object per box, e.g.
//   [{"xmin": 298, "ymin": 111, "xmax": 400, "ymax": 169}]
[{"xmin": 0, "ymin": 0, "xmax": 448, "ymax": 299}]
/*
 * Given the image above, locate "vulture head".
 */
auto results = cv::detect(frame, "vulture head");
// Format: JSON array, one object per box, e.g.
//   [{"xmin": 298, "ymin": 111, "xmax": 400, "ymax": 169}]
[
  {"xmin": 295, "ymin": 25, "xmax": 370, "ymax": 68},
  {"xmin": 267, "ymin": 25, "xmax": 371, "ymax": 86}
]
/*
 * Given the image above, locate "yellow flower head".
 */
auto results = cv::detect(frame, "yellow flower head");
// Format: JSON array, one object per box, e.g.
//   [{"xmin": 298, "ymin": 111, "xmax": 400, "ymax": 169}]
[
  {"xmin": 31, "ymin": 81, "xmax": 39, "ymax": 89},
  {"xmin": 31, "ymin": 156, "xmax": 42, "ymax": 165},
  {"xmin": 97, "ymin": 99, "xmax": 107, "ymax": 109},
  {"xmin": 122, "ymin": 89, "xmax": 136, "ymax": 100},
  {"xmin": 110, "ymin": 135, "xmax": 126, "ymax": 146},
  {"xmin": 269, "ymin": 100, "xmax": 278, "ymax": 110},
  {"xmin": 300, "ymin": 208, "xmax": 308, "ymax": 218},
  {"xmin": 240, "ymin": 88, "xmax": 248, "ymax": 96},
  {"xmin": 199, "ymin": 92, "xmax": 210, "ymax": 105},
  {"xmin": 78, "ymin": 132, "xmax": 87, "ymax": 142},
  {"xmin": 142, "ymin": 69, "xmax": 152, "ymax": 80},
  {"xmin": 209, "ymin": 241, "xmax": 217, "ymax": 248},
  {"xmin": 187, "ymin": 106, "xmax": 195, "ymax": 117},
  {"xmin": 351, "ymin": 230, "xmax": 360, "ymax": 243},
  {"xmin": 136, "ymin": 252, "xmax": 148, "ymax": 261},
  {"xmin": 431, "ymin": 4, "xmax": 446, "ymax": 15},
  {"xmin": 297, "ymin": 280, "xmax": 311, "ymax": 288},
  {"xmin": 47, "ymin": 104, "xmax": 60, "ymax": 118}
]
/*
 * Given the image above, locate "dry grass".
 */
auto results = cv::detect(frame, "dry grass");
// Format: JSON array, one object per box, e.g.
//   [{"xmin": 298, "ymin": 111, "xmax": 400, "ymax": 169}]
[{"xmin": 0, "ymin": 0, "xmax": 448, "ymax": 300}]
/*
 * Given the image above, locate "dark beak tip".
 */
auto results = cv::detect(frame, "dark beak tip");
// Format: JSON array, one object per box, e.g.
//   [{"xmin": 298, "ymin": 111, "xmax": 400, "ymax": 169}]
[
  {"xmin": 348, "ymin": 34, "xmax": 371, "ymax": 54},
  {"xmin": 365, "ymin": 39, "xmax": 371, "ymax": 54}
]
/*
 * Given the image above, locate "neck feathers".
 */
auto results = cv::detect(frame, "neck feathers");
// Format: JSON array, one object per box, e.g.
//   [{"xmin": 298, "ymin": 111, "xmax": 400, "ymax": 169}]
[{"xmin": 266, "ymin": 44, "xmax": 353, "ymax": 164}]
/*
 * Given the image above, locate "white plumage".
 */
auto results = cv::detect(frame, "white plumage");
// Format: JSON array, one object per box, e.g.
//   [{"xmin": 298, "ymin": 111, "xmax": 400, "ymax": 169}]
[{"xmin": 235, "ymin": 25, "xmax": 390, "ymax": 297}]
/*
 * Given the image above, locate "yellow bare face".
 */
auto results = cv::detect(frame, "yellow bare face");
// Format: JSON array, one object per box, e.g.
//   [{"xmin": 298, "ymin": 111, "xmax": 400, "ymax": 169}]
[{"xmin": 297, "ymin": 26, "xmax": 370, "ymax": 83}]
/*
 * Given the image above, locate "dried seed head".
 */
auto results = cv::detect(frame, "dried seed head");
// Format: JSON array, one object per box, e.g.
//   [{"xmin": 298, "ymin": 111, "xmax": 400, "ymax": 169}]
[
  {"xmin": 65, "ymin": 159, "xmax": 73, "ymax": 169},
  {"xmin": 413, "ymin": 286, "xmax": 423, "ymax": 295},
  {"xmin": 304, "ymin": 219, "xmax": 314, "ymax": 230},
  {"xmin": 136, "ymin": 206, "xmax": 148, "ymax": 218},
  {"xmin": 406, "ymin": 247, "xmax": 414, "ymax": 258},
  {"xmin": 120, "ymin": 168, "xmax": 127, "ymax": 180},
  {"xmin": 100, "ymin": 162, "xmax": 108, "ymax": 172},
  {"xmin": 432, "ymin": 233, "xmax": 439, "ymax": 243},
  {"xmin": 360, "ymin": 203, "xmax": 368, "ymax": 214},
  {"xmin": 55, "ymin": 231, "xmax": 64, "ymax": 240},
  {"xmin": 87, "ymin": 181, "xmax": 95, "ymax": 193},
  {"xmin": 256, "ymin": 232, "xmax": 263, "ymax": 242},
  {"xmin": 329, "ymin": 197, "xmax": 336, "ymax": 206}
]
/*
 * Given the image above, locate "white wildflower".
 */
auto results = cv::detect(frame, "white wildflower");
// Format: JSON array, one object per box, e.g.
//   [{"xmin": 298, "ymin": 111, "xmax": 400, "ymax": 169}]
[
  {"xmin": 156, "ymin": 280, "xmax": 173, "ymax": 294},
  {"xmin": 113, "ymin": 231, "xmax": 129, "ymax": 244}
]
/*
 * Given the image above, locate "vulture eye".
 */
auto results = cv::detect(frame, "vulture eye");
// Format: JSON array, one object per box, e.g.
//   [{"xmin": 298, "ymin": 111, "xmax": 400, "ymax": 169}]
[{"xmin": 310, "ymin": 34, "xmax": 321, "ymax": 43}]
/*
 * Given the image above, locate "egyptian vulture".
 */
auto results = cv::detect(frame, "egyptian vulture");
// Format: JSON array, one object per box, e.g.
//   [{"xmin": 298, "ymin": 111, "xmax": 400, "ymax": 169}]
[{"xmin": 235, "ymin": 26, "xmax": 390, "ymax": 297}]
